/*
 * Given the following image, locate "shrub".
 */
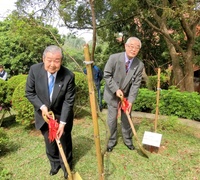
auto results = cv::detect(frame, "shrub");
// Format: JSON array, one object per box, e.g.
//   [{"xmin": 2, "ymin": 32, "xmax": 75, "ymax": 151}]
[
  {"xmin": 0, "ymin": 79, "xmax": 7, "ymax": 109},
  {"xmin": 5, "ymin": 74, "xmax": 28, "ymax": 106},
  {"xmin": 147, "ymin": 73, "xmax": 169, "ymax": 90},
  {"xmin": 159, "ymin": 89, "xmax": 200, "ymax": 120},
  {"xmin": 74, "ymin": 71, "xmax": 89, "ymax": 116},
  {"xmin": 133, "ymin": 88, "xmax": 156, "ymax": 113},
  {"xmin": 12, "ymin": 80, "xmax": 34, "ymax": 126},
  {"xmin": 133, "ymin": 87, "xmax": 200, "ymax": 121}
]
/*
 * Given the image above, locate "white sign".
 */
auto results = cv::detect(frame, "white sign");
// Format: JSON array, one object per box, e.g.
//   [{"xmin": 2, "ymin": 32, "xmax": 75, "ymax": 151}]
[{"xmin": 142, "ymin": 131, "xmax": 162, "ymax": 147}]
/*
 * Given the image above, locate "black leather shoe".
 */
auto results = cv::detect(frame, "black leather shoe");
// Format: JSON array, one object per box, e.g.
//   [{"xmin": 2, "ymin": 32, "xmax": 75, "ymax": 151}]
[
  {"xmin": 49, "ymin": 165, "xmax": 61, "ymax": 176},
  {"xmin": 49, "ymin": 169, "xmax": 59, "ymax": 176},
  {"xmin": 107, "ymin": 143, "xmax": 117, "ymax": 152},
  {"xmin": 107, "ymin": 146, "xmax": 114, "ymax": 152},
  {"xmin": 64, "ymin": 172, "xmax": 68, "ymax": 179},
  {"xmin": 125, "ymin": 144, "xmax": 135, "ymax": 150}
]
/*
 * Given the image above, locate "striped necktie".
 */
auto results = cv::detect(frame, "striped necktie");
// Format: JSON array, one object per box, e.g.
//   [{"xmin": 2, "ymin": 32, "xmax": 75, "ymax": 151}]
[
  {"xmin": 125, "ymin": 60, "xmax": 130, "ymax": 73},
  {"xmin": 48, "ymin": 74, "xmax": 54, "ymax": 95}
]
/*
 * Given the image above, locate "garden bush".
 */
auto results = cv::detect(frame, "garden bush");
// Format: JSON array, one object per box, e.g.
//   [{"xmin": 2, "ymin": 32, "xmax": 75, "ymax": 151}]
[
  {"xmin": 133, "ymin": 87, "xmax": 200, "ymax": 121},
  {"xmin": 9, "ymin": 72, "xmax": 200, "ymax": 128},
  {"xmin": 133, "ymin": 88, "xmax": 156, "ymax": 113},
  {"xmin": 12, "ymin": 80, "xmax": 34, "ymax": 126},
  {"xmin": 74, "ymin": 71, "xmax": 90, "ymax": 116},
  {"xmin": 159, "ymin": 89, "xmax": 200, "ymax": 120},
  {"xmin": 0, "ymin": 79, "xmax": 7, "ymax": 109},
  {"xmin": 5, "ymin": 74, "xmax": 28, "ymax": 106},
  {"xmin": 147, "ymin": 72, "xmax": 169, "ymax": 90}
]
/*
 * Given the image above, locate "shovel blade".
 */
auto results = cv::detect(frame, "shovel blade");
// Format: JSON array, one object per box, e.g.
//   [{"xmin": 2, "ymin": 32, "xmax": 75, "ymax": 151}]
[{"xmin": 72, "ymin": 172, "xmax": 82, "ymax": 180}]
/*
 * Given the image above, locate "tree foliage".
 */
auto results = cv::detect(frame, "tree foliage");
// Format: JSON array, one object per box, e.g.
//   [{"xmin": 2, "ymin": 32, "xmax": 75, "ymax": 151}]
[
  {"xmin": 62, "ymin": 34, "xmax": 86, "ymax": 72},
  {"xmin": 15, "ymin": 0, "xmax": 200, "ymax": 92},
  {"xmin": 139, "ymin": 0, "xmax": 200, "ymax": 91},
  {"xmin": 0, "ymin": 11, "xmax": 63, "ymax": 77}
]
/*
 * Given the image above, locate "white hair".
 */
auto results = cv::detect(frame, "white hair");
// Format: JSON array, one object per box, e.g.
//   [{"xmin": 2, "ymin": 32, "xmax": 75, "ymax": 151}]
[
  {"xmin": 126, "ymin": 37, "xmax": 142, "ymax": 48},
  {"xmin": 43, "ymin": 45, "xmax": 63, "ymax": 59}
]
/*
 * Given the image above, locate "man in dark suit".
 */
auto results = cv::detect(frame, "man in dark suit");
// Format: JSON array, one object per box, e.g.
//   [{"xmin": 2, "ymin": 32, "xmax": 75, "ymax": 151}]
[
  {"xmin": 103, "ymin": 37, "xmax": 144, "ymax": 152},
  {"xmin": 83, "ymin": 65, "xmax": 103, "ymax": 111},
  {"xmin": 25, "ymin": 45, "xmax": 76, "ymax": 179}
]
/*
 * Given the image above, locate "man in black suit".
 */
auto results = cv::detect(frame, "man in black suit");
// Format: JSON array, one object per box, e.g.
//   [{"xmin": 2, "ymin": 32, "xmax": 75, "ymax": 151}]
[{"xmin": 25, "ymin": 45, "xmax": 76, "ymax": 179}]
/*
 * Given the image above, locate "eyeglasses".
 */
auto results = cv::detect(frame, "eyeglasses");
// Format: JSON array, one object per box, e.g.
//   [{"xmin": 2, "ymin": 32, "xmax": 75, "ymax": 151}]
[{"xmin": 126, "ymin": 44, "xmax": 140, "ymax": 51}]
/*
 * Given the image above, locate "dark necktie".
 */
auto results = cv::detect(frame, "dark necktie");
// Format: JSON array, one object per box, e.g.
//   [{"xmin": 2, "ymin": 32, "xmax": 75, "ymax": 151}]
[
  {"xmin": 49, "ymin": 74, "xmax": 54, "ymax": 95},
  {"xmin": 125, "ymin": 61, "xmax": 130, "ymax": 73}
]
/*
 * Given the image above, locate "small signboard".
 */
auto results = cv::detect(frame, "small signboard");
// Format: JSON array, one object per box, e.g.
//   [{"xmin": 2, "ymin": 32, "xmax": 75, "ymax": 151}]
[{"xmin": 142, "ymin": 131, "xmax": 162, "ymax": 147}]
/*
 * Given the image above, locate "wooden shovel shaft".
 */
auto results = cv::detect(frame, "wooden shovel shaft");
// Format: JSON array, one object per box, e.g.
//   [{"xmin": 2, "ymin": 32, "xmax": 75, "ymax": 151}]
[
  {"xmin": 120, "ymin": 97, "xmax": 149, "ymax": 158},
  {"xmin": 56, "ymin": 139, "xmax": 73, "ymax": 180},
  {"xmin": 125, "ymin": 111, "xmax": 149, "ymax": 158},
  {"xmin": 42, "ymin": 113, "xmax": 73, "ymax": 180}
]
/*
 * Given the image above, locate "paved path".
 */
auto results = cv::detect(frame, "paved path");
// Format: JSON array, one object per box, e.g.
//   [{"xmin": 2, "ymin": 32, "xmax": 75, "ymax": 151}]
[
  {"xmin": 101, "ymin": 110, "xmax": 200, "ymax": 129},
  {"xmin": 131, "ymin": 111, "xmax": 200, "ymax": 129}
]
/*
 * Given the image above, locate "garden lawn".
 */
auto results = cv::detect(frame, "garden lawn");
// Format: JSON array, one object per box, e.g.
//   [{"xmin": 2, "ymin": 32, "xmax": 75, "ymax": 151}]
[{"xmin": 0, "ymin": 112, "xmax": 200, "ymax": 180}]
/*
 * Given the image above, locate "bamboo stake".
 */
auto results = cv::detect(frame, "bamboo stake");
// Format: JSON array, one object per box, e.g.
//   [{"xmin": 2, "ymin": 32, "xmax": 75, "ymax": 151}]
[
  {"xmin": 154, "ymin": 68, "xmax": 161, "ymax": 132},
  {"xmin": 83, "ymin": 44, "xmax": 104, "ymax": 180}
]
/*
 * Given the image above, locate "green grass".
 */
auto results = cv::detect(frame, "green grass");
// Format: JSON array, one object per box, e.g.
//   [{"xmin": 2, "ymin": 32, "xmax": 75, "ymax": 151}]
[{"xmin": 0, "ymin": 112, "xmax": 200, "ymax": 180}]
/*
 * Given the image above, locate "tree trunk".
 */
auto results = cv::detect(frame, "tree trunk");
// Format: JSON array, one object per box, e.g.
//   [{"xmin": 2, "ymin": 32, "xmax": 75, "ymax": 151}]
[
  {"xmin": 164, "ymin": 38, "xmax": 185, "ymax": 90},
  {"xmin": 165, "ymin": 38, "xmax": 194, "ymax": 92},
  {"xmin": 183, "ymin": 50, "xmax": 194, "ymax": 92},
  {"xmin": 142, "ymin": 0, "xmax": 198, "ymax": 92}
]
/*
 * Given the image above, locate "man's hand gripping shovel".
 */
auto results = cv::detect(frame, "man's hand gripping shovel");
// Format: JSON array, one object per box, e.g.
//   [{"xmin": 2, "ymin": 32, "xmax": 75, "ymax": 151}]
[
  {"xmin": 119, "ymin": 96, "xmax": 149, "ymax": 158},
  {"xmin": 43, "ymin": 111, "xmax": 82, "ymax": 180}
]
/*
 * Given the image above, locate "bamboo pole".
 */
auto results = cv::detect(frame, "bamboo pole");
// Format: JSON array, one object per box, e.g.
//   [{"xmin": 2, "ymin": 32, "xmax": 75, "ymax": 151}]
[
  {"xmin": 83, "ymin": 44, "xmax": 104, "ymax": 180},
  {"xmin": 154, "ymin": 68, "xmax": 161, "ymax": 132}
]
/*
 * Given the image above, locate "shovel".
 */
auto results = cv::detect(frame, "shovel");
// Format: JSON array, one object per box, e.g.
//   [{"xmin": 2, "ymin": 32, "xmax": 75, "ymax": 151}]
[
  {"xmin": 43, "ymin": 111, "xmax": 82, "ymax": 180},
  {"xmin": 120, "ymin": 97, "xmax": 149, "ymax": 158}
]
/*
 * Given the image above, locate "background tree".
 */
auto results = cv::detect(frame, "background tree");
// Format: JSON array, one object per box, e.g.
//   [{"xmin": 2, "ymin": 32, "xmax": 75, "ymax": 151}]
[
  {"xmin": 63, "ymin": 34, "xmax": 86, "ymax": 72},
  {"xmin": 15, "ymin": 0, "xmax": 200, "ymax": 92},
  {"xmin": 139, "ymin": 0, "xmax": 200, "ymax": 92},
  {"xmin": 0, "ymin": 11, "xmax": 63, "ymax": 76}
]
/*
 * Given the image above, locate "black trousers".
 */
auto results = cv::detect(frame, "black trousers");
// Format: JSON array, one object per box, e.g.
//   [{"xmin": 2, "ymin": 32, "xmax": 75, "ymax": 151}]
[{"xmin": 40, "ymin": 123, "xmax": 73, "ymax": 173}]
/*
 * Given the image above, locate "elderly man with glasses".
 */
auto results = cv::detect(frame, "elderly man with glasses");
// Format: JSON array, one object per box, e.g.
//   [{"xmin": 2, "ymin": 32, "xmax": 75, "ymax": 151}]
[{"xmin": 103, "ymin": 37, "xmax": 144, "ymax": 152}]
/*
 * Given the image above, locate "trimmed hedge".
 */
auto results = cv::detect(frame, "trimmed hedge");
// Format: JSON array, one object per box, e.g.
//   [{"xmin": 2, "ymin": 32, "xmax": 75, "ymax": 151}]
[
  {"xmin": 147, "ymin": 73, "xmax": 169, "ymax": 90},
  {"xmin": 133, "ymin": 88, "xmax": 200, "ymax": 121},
  {"xmin": 12, "ymin": 80, "xmax": 34, "ymax": 126},
  {"xmin": 74, "ymin": 71, "xmax": 89, "ymax": 116},
  {"xmin": 158, "ymin": 89, "xmax": 200, "ymax": 120},
  {"xmin": 5, "ymin": 75, "xmax": 28, "ymax": 106},
  {"xmin": 132, "ymin": 88, "xmax": 156, "ymax": 113},
  {"xmin": 8, "ymin": 74, "xmax": 200, "ymax": 127},
  {"xmin": 0, "ymin": 79, "xmax": 7, "ymax": 108}
]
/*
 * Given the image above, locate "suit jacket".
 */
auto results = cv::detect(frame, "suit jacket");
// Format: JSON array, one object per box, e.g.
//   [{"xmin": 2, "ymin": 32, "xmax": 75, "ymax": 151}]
[
  {"xmin": 103, "ymin": 52, "xmax": 144, "ymax": 107},
  {"xmin": 25, "ymin": 63, "xmax": 76, "ymax": 130}
]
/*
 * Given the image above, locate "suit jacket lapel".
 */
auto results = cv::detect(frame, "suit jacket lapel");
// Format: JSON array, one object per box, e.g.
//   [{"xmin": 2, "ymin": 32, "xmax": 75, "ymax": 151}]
[{"xmin": 39, "ymin": 67, "xmax": 50, "ymax": 104}]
